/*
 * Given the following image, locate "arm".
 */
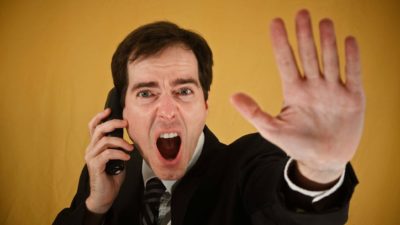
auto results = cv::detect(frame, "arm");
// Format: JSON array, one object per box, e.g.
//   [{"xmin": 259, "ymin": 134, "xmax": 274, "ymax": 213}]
[
  {"xmin": 53, "ymin": 109, "xmax": 134, "ymax": 225},
  {"xmin": 52, "ymin": 166, "xmax": 91, "ymax": 225},
  {"xmin": 231, "ymin": 9, "xmax": 365, "ymax": 187},
  {"xmin": 230, "ymin": 132, "xmax": 358, "ymax": 224}
]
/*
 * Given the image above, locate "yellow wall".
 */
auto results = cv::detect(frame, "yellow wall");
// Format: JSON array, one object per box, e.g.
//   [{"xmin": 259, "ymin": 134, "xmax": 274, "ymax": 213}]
[{"xmin": 0, "ymin": 0, "xmax": 399, "ymax": 224}]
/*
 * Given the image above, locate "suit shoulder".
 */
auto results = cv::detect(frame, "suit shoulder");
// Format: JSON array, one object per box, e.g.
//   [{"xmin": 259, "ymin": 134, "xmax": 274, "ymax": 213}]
[{"xmin": 227, "ymin": 132, "xmax": 286, "ymax": 157}]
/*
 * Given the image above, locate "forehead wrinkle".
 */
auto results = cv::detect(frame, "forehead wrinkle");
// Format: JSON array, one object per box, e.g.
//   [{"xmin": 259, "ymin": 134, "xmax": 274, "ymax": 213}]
[
  {"xmin": 127, "ymin": 46, "xmax": 199, "ymax": 90},
  {"xmin": 129, "ymin": 45, "xmax": 197, "ymax": 72},
  {"xmin": 129, "ymin": 59, "xmax": 197, "ymax": 82},
  {"xmin": 128, "ymin": 51, "xmax": 196, "ymax": 73},
  {"xmin": 134, "ymin": 59, "xmax": 195, "ymax": 72}
]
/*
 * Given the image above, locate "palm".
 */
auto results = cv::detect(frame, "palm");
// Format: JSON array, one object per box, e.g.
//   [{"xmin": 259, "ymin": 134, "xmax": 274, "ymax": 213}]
[{"xmin": 231, "ymin": 10, "xmax": 365, "ymax": 174}]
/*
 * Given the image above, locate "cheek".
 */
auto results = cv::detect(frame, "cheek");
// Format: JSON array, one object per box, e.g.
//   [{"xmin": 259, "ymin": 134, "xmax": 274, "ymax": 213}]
[
  {"xmin": 183, "ymin": 104, "xmax": 208, "ymax": 135},
  {"xmin": 193, "ymin": 104, "xmax": 208, "ymax": 123},
  {"xmin": 123, "ymin": 107, "xmax": 148, "ymax": 140}
]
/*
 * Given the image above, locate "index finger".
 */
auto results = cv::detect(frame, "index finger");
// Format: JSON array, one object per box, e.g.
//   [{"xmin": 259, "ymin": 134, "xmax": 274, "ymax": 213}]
[
  {"xmin": 88, "ymin": 108, "xmax": 111, "ymax": 137},
  {"xmin": 270, "ymin": 18, "xmax": 301, "ymax": 84}
]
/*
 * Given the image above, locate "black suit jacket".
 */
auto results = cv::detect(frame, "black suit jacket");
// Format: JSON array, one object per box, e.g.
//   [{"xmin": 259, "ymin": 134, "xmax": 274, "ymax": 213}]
[{"xmin": 53, "ymin": 126, "xmax": 358, "ymax": 225}]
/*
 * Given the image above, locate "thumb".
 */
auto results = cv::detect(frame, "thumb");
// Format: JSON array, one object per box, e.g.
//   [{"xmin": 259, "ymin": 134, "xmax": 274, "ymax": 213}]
[{"xmin": 230, "ymin": 93, "xmax": 276, "ymax": 134}]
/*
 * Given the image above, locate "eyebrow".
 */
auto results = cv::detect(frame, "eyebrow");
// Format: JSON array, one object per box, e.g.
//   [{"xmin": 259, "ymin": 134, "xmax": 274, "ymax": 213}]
[
  {"xmin": 130, "ymin": 78, "xmax": 200, "ymax": 92},
  {"xmin": 172, "ymin": 78, "xmax": 200, "ymax": 87},
  {"xmin": 131, "ymin": 81, "xmax": 159, "ymax": 92}
]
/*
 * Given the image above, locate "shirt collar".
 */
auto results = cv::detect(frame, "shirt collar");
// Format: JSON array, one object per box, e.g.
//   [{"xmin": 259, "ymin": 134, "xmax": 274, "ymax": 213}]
[{"xmin": 142, "ymin": 131, "xmax": 205, "ymax": 193}]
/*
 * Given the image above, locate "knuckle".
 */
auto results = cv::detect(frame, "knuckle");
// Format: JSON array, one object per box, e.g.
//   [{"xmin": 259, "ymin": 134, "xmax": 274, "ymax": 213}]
[
  {"xmin": 96, "ymin": 111, "xmax": 104, "ymax": 118},
  {"xmin": 84, "ymin": 149, "xmax": 94, "ymax": 162},
  {"xmin": 89, "ymin": 112, "xmax": 102, "ymax": 128},
  {"xmin": 103, "ymin": 149, "xmax": 112, "ymax": 157},
  {"xmin": 100, "ymin": 136, "xmax": 110, "ymax": 147},
  {"xmin": 85, "ymin": 155, "xmax": 94, "ymax": 166},
  {"xmin": 84, "ymin": 155, "xmax": 89, "ymax": 162},
  {"xmin": 96, "ymin": 122, "xmax": 105, "ymax": 131},
  {"xmin": 93, "ymin": 124, "xmax": 106, "ymax": 137}
]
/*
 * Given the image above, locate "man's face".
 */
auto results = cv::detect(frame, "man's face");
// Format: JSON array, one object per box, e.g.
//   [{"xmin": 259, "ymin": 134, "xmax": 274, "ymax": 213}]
[{"xmin": 123, "ymin": 45, "xmax": 208, "ymax": 180}]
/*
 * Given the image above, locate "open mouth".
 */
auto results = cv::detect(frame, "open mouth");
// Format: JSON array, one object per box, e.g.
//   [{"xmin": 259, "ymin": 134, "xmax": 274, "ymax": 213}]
[{"xmin": 156, "ymin": 132, "xmax": 181, "ymax": 160}]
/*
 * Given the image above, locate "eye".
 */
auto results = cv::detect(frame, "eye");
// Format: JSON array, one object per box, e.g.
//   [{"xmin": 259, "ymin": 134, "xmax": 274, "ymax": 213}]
[
  {"xmin": 176, "ymin": 88, "xmax": 193, "ymax": 96},
  {"xmin": 137, "ymin": 90, "xmax": 153, "ymax": 98}
]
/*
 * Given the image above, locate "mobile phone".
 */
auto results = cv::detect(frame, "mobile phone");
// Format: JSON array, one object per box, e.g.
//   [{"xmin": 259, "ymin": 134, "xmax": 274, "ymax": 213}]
[{"xmin": 103, "ymin": 88, "xmax": 125, "ymax": 175}]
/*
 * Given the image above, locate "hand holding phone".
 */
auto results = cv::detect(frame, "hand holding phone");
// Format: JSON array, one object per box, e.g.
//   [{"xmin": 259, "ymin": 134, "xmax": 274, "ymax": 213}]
[{"xmin": 84, "ymin": 88, "xmax": 133, "ymax": 214}]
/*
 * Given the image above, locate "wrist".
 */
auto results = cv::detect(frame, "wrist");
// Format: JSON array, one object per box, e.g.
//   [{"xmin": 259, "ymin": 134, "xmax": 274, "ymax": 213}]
[
  {"xmin": 293, "ymin": 160, "xmax": 344, "ymax": 190},
  {"xmin": 85, "ymin": 196, "xmax": 111, "ymax": 215}
]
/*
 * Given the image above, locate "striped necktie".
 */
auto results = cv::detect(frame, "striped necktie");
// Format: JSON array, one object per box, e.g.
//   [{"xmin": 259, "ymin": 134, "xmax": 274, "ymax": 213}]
[{"xmin": 142, "ymin": 177, "xmax": 166, "ymax": 225}]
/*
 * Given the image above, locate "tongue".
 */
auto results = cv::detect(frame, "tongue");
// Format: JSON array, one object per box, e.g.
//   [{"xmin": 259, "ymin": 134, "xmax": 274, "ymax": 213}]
[{"xmin": 156, "ymin": 136, "xmax": 181, "ymax": 160}]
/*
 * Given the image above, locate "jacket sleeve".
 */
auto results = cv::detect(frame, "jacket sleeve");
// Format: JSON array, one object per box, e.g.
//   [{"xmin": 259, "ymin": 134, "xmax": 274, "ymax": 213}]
[
  {"xmin": 52, "ymin": 166, "xmax": 91, "ymax": 225},
  {"xmin": 235, "ymin": 133, "xmax": 358, "ymax": 225}
]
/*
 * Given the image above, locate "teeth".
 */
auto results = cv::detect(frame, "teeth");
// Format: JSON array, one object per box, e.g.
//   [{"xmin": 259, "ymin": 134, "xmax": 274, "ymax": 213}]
[{"xmin": 159, "ymin": 132, "xmax": 178, "ymax": 139}]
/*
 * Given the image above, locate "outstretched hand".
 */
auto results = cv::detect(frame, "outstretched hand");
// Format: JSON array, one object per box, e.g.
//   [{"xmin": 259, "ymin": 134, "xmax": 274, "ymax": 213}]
[{"xmin": 231, "ymin": 10, "xmax": 365, "ymax": 183}]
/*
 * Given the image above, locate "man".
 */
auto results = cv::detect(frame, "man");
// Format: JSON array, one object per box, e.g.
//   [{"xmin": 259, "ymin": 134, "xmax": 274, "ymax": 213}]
[{"xmin": 53, "ymin": 9, "xmax": 364, "ymax": 225}]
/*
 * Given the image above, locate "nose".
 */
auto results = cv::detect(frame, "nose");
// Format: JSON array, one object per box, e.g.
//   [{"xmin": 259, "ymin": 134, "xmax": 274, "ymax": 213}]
[{"xmin": 157, "ymin": 94, "xmax": 177, "ymax": 120}]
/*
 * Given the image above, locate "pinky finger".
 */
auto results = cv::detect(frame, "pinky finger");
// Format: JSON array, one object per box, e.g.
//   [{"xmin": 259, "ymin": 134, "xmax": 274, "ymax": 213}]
[
  {"xmin": 92, "ymin": 149, "xmax": 131, "ymax": 170},
  {"xmin": 102, "ymin": 149, "xmax": 131, "ymax": 161},
  {"xmin": 345, "ymin": 36, "xmax": 362, "ymax": 92}
]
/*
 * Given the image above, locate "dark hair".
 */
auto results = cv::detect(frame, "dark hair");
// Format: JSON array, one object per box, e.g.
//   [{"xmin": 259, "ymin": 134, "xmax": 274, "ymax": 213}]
[{"xmin": 111, "ymin": 21, "xmax": 213, "ymax": 107}]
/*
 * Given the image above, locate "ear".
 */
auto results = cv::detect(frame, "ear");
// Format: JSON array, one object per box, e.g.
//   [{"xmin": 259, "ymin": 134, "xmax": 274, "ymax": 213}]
[
  {"xmin": 122, "ymin": 107, "xmax": 126, "ymax": 119},
  {"xmin": 205, "ymin": 92, "xmax": 209, "ymax": 109}
]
